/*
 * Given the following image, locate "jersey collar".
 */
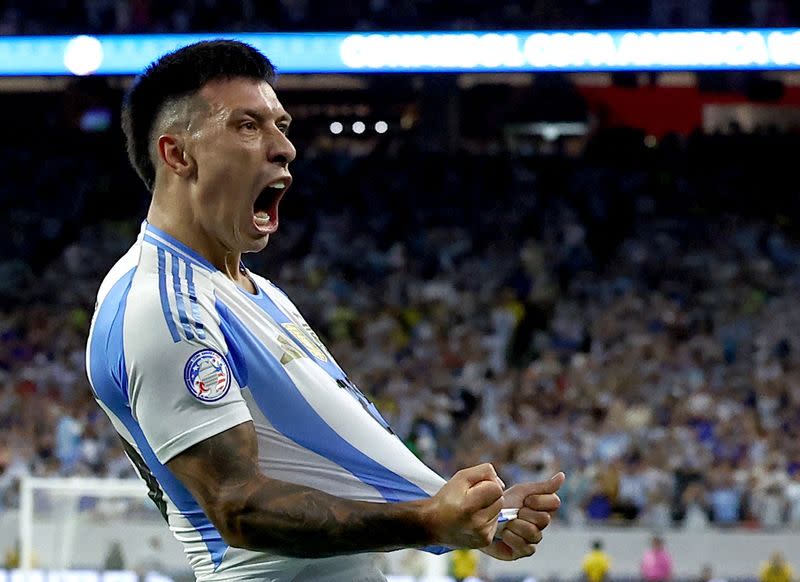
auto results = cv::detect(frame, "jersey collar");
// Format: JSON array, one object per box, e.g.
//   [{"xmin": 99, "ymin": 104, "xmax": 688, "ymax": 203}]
[{"xmin": 141, "ymin": 221, "xmax": 217, "ymax": 272}]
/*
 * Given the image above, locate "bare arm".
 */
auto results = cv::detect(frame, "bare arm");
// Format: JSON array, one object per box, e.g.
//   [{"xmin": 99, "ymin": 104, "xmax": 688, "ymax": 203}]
[{"xmin": 166, "ymin": 421, "xmax": 503, "ymax": 558}]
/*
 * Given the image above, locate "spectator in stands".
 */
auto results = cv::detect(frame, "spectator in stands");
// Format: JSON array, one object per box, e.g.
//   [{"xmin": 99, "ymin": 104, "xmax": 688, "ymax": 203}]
[
  {"xmin": 785, "ymin": 470, "xmax": 800, "ymax": 527},
  {"xmin": 708, "ymin": 464, "xmax": 743, "ymax": 526},
  {"xmin": 681, "ymin": 482, "xmax": 711, "ymax": 530}
]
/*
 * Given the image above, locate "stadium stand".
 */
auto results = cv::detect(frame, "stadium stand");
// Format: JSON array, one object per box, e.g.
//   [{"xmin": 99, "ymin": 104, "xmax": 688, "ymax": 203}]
[{"xmin": 0, "ymin": 118, "xmax": 799, "ymax": 536}]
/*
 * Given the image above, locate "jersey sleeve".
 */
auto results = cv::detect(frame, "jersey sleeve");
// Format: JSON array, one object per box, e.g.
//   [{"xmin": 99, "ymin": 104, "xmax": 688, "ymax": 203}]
[{"xmin": 124, "ymin": 274, "xmax": 252, "ymax": 464}]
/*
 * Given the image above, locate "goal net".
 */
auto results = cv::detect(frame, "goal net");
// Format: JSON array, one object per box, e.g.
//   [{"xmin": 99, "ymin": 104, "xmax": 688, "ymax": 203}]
[{"xmin": 19, "ymin": 476, "xmax": 175, "ymax": 577}]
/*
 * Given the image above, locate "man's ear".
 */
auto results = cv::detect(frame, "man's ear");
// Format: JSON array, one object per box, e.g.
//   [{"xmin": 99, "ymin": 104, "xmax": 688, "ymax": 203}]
[{"xmin": 157, "ymin": 134, "xmax": 195, "ymax": 179}]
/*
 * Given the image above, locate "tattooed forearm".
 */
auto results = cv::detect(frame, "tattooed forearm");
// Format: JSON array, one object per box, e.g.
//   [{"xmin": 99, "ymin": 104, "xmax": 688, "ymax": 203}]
[
  {"xmin": 234, "ymin": 478, "xmax": 432, "ymax": 557},
  {"xmin": 167, "ymin": 421, "xmax": 433, "ymax": 557}
]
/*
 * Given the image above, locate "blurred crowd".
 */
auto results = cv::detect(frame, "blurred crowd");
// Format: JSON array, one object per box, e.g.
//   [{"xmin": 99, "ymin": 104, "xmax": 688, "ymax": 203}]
[
  {"xmin": 1, "ymin": 120, "xmax": 800, "ymax": 533},
  {"xmin": 0, "ymin": 0, "xmax": 798, "ymax": 35}
]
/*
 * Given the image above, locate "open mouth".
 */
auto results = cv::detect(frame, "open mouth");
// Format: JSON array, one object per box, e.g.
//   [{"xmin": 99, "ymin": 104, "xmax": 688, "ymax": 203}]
[{"xmin": 253, "ymin": 177, "xmax": 291, "ymax": 234}]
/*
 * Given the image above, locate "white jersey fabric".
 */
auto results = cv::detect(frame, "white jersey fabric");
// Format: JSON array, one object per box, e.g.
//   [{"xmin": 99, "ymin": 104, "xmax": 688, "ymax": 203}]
[{"xmin": 86, "ymin": 222, "xmax": 447, "ymax": 581}]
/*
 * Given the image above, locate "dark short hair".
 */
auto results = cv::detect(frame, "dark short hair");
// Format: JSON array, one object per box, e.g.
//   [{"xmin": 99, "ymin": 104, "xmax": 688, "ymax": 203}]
[
  {"xmin": 122, "ymin": 40, "xmax": 277, "ymax": 191},
  {"xmin": 592, "ymin": 540, "xmax": 603, "ymax": 550}
]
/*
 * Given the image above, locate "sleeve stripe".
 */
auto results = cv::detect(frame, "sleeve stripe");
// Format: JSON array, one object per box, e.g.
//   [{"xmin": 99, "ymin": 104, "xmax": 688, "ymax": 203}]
[
  {"xmin": 185, "ymin": 261, "xmax": 207, "ymax": 340},
  {"xmin": 157, "ymin": 247, "xmax": 182, "ymax": 343},
  {"xmin": 152, "ymin": 241, "xmax": 207, "ymax": 343},
  {"xmin": 171, "ymin": 253, "xmax": 195, "ymax": 341}
]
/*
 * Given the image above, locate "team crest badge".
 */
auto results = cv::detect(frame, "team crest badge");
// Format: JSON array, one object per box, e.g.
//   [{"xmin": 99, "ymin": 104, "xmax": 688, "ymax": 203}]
[
  {"xmin": 282, "ymin": 323, "xmax": 329, "ymax": 362},
  {"xmin": 184, "ymin": 349, "xmax": 231, "ymax": 403}
]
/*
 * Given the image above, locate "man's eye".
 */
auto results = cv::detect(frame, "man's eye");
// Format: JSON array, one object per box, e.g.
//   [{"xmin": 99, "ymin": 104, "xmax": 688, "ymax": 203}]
[
  {"xmin": 278, "ymin": 124, "xmax": 290, "ymax": 136},
  {"xmin": 241, "ymin": 121, "xmax": 257, "ymax": 131}
]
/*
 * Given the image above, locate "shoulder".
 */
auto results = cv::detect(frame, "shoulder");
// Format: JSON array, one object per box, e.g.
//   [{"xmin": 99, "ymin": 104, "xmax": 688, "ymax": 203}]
[
  {"xmin": 94, "ymin": 242, "xmax": 143, "ymax": 308},
  {"xmin": 93, "ymin": 231, "xmax": 215, "ymax": 314},
  {"xmin": 124, "ymin": 240, "xmax": 220, "ymax": 343}
]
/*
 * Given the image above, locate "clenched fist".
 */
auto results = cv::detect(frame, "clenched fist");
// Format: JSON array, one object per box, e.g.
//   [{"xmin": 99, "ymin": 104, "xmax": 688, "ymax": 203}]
[
  {"xmin": 422, "ymin": 463, "xmax": 505, "ymax": 549},
  {"xmin": 481, "ymin": 472, "xmax": 566, "ymax": 561}
]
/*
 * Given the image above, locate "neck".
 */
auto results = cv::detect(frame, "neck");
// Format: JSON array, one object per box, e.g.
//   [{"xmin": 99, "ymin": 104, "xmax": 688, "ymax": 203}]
[{"xmin": 147, "ymin": 201, "xmax": 247, "ymax": 287}]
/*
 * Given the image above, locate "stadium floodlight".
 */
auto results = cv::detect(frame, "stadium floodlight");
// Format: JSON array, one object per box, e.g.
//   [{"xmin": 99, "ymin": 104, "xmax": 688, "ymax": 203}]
[
  {"xmin": 1, "ymin": 30, "xmax": 800, "ymax": 76},
  {"xmin": 329, "ymin": 121, "xmax": 344, "ymax": 134},
  {"xmin": 374, "ymin": 121, "xmax": 389, "ymax": 133},
  {"xmin": 352, "ymin": 121, "xmax": 366, "ymax": 134},
  {"xmin": 62, "ymin": 35, "xmax": 104, "ymax": 75}
]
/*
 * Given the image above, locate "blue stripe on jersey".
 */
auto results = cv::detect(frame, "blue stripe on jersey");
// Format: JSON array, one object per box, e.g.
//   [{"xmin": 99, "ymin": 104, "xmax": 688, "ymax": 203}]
[
  {"xmin": 89, "ymin": 269, "xmax": 228, "ymax": 570},
  {"xmin": 185, "ymin": 262, "xmax": 206, "ymax": 340},
  {"xmin": 243, "ymin": 287, "xmax": 342, "ymax": 377},
  {"xmin": 143, "ymin": 222, "xmax": 216, "ymax": 272},
  {"xmin": 215, "ymin": 299, "xmax": 430, "ymax": 503},
  {"xmin": 240, "ymin": 285, "xmax": 393, "ymax": 432},
  {"xmin": 171, "ymin": 254, "xmax": 195, "ymax": 341},
  {"xmin": 157, "ymin": 248, "xmax": 181, "ymax": 343}
]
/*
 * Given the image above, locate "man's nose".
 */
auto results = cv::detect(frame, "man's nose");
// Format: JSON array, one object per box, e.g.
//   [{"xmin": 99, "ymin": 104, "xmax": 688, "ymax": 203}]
[{"xmin": 269, "ymin": 133, "xmax": 296, "ymax": 167}]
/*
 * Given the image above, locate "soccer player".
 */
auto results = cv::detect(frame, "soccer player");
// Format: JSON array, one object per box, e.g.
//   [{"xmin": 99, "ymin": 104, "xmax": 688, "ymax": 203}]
[
  {"xmin": 582, "ymin": 539, "xmax": 611, "ymax": 582},
  {"xmin": 86, "ymin": 40, "xmax": 565, "ymax": 581},
  {"xmin": 759, "ymin": 552, "xmax": 794, "ymax": 582}
]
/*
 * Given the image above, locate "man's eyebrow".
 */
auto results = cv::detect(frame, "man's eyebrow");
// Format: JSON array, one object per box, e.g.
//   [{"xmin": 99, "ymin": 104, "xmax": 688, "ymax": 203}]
[
  {"xmin": 231, "ymin": 108, "xmax": 266, "ymax": 123},
  {"xmin": 231, "ymin": 108, "xmax": 292, "ymax": 125}
]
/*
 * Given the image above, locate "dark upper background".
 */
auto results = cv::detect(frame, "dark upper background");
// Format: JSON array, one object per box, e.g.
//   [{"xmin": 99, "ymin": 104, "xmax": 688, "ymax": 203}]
[{"xmin": 1, "ymin": 0, "xmax": 799, "ymax": 33}]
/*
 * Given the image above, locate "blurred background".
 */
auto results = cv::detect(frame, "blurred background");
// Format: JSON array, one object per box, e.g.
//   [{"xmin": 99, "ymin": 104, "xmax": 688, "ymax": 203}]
[{"xmin": 1, "ymin": 1, "xmax": 800, "ymax": 581}]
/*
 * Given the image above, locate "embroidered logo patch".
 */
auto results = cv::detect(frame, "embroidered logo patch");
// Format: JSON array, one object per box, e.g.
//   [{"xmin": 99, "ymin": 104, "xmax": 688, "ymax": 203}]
[
  {"xmin": 281, "ymin": 322, "xmax": 329, "ymax": 362},
  {"xmin": 184, "ymin": 349, "xmax": 231, "ymax": 403}
]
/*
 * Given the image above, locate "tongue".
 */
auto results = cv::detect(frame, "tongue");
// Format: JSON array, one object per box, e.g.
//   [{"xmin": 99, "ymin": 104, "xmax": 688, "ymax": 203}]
[{"xmin": 253, "ymin": 203, "xmax": 278, "ymax": 231}]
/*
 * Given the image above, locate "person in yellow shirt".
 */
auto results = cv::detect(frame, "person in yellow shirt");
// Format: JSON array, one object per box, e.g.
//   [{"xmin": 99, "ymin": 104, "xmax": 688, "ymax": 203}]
[
  {"xmin": 759, "ymin": 552, "xmax": 794, "ymax": 582},
  {"xmin": 3, "ymin": 539, "xmax": 38, "ymax": 568},
  {"xmin": 451, "ymin": 548, "xmax": 480, "ymax": 582},
  {"xmin": 583, "ymin": 539, "xmax": 612, "ymax": 582}
]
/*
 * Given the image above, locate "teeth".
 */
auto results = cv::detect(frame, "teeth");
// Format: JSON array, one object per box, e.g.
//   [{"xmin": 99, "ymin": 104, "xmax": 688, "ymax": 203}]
[
  {"xmin": 255, "ymin": 212, "xmax": 271, "ymax": 221},
  {"xmin": 270, "ymin": 181, "xmax": 285, "ymax": 189}
]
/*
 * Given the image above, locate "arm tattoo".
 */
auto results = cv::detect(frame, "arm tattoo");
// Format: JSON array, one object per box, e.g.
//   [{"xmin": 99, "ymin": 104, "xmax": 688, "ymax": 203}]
[{"xmin": 167, "ymin": 421, "xmax": 432, "ymax": 557}]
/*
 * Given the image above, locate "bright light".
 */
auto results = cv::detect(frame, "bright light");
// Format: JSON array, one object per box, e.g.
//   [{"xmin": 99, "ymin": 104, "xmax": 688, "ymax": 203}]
[
  {"xmin": 374, "ymin": 121, "xmax": 388, "ymax": 133},
  {"xmin": 63, "ymin": 35, "xmax": 103, "ymax": 76},
  {"xmin": 0, "ymin": 29, "xmax": 799, "ymax": 77},
  {"xmin": 645, "ymin": 135, "xmax": 657, "ymax": 148},
  {"xmin": 329, "ymin": 121, "xmax": 344, "ymax": 134},
  {"xmin": 352, "ymin": 121, "xmax": 366, "ymax": 134},
  {"xmin": 541, "ymin": 125, "xmax": 559, "ymax": 142}
]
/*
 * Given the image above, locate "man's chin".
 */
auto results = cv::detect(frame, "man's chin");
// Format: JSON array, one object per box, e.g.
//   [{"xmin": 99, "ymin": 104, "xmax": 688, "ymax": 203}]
[{"xmin": 243, "ymin": 234, "xmax": 270, "ymax": 254}]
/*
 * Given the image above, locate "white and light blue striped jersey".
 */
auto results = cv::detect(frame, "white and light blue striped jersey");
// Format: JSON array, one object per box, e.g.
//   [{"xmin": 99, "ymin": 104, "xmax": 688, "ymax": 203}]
[{"xmin": 86, "ymin": 222, "xmax": 447, "ymax": 581}]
